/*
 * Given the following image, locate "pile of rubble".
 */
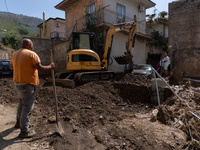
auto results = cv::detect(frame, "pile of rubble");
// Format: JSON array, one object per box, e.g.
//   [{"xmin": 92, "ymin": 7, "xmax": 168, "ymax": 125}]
[{"xmin": 151, "ymin": 83, "xmax": 200, "ymax": 149}]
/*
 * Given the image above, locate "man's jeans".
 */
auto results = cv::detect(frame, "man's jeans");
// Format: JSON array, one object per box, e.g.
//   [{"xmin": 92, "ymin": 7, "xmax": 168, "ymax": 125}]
[{"xmin": 15, "ymin": 84, "xmax": 36, "ymax": 132}]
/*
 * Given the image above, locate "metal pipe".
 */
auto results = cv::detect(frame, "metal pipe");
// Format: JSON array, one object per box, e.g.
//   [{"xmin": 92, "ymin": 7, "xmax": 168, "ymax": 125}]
[
  {"xmin": 152, "ymin": 67, "xmax": 190, "ymax": 108},
  {"xmin": 183, "ymin": 78, "xmax": 200, "ymax": 83},
  {"xmin": 190, "ymin": 111, "xmax": 200, "ymax": 121},
  {"xmin": 153, "ymin": 70, "xmax": 160, "ymax": 106}
]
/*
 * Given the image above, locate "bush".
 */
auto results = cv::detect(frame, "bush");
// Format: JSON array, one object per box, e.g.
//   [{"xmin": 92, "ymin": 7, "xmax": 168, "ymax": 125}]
[
  {"xmin": 17, "ymin": 28, "xmax": 29, "ymax": 35},
  {"xmin": 1, "ymin": 30, "xmax": 21, "ymax": 49}
]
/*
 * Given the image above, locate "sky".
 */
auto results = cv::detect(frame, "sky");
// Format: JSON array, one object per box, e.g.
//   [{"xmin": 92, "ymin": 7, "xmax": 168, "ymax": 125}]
[
  {"xmin": 0, "ymin": 0, "xmax": 175, "ymax": 20},
  {"xmin": 146, "ymin": 0, "xmax": 175, "ymax": 17},
  {"xmin": 0, "ymin": 0, "xmax": 65, "ymax": 19}
]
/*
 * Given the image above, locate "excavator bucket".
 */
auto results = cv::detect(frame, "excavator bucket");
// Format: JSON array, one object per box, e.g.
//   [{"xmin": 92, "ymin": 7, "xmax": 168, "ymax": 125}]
[{"xmin": 113, "ymin": 55, "xmax": 133, "ymax": 64}]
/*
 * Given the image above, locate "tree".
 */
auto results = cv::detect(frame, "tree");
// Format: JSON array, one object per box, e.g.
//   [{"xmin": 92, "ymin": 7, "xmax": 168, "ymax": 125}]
[
  {"xmin": 147, "ymin": 31, "xmax": 168, "ymax": 51},
  {"xmin": 159, "ymin": 11, "xmax": 168, "ymax": 19},
  {"xmin": 155, "ymin": 11, "xmax": 168, "ymax": 22},
  {"xmin": 17, "ymin": 28, "xmax": 29, "ymax": 35},
  {"xmin": 148, "ymin": 14, "xmax": 156, "ymax": 23}
]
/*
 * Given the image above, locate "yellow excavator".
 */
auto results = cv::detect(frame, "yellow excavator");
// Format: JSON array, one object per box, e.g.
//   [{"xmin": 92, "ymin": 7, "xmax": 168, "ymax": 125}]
[{"xmin": 52, "ymin": 17, "xmax": 137, "ymax": 87}]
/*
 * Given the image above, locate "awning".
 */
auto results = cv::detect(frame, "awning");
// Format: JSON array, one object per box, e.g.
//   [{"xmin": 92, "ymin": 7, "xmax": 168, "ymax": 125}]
[
  {"xmin": 55, "ymin": 0, "xmax": 156, "ymax": 11},
  {"xmin": 55, "ymin": 0, "xmax": 80, "ymax": 11}
]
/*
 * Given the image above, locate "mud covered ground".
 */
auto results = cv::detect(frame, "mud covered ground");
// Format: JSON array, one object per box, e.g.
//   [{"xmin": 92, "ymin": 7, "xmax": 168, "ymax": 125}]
[{"xmin": 0, "ymin": 73, "xmax": 200, "ymax": 149}]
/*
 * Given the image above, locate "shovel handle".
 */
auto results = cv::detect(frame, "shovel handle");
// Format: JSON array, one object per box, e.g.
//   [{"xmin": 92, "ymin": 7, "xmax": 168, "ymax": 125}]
[{"xmin": 50, "ymin": 49, "xmax": 58, "ymax": 124}]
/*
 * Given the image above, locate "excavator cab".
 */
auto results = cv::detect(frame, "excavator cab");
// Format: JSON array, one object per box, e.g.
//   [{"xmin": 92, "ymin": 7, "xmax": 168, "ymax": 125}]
[
  {"xmin": 72, "ymin": 32, "xmax": 97, "ymax": 52},
  {"xmin": 67, "ymin": 32, "xmax": 102, "ymax": 71}
]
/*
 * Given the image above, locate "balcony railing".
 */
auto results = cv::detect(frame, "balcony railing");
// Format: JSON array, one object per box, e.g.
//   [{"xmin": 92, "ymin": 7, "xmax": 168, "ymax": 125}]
[
  {"xmin": 51, "ymin": 31, "xmax": 66, "ymax": 39},
  {"xmin": 72, "ymin": 8, "xmax": 134, "ymax": 33}
]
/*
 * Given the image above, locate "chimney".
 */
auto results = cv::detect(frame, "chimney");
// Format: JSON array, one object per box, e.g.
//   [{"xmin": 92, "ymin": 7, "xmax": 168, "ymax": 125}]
[{"xmin": 43, "ymin": 12, "xmax": 45, "ymax": 37}]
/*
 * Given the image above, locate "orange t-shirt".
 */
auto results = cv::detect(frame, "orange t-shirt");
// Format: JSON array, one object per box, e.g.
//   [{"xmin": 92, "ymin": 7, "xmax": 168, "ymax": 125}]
[{"xmin": 10, "ymin": 48, "xmax": 41, "ymax": 85}]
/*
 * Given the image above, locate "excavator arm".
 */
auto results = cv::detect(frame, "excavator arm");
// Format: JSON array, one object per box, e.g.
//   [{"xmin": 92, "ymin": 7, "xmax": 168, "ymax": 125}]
[{"xmin": 101, "ymin": 17, "xmax": 137, "ymax": 68}]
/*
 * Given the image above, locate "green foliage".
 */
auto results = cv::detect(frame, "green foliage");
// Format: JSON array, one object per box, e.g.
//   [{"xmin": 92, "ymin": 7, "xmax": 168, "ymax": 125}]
[
  {"xmin": 154, "ymin": 11, "xmax": 168, "ymax": 22},
  {"xmin": 83, "ymin": 20, "xmax": 104, "ymax": 59},
  {"xmin": 147, "ymin": 31, "xmax": 168, "ymax": 51},
  {"xmin": 17, "ymin": 28, "xmax": 29, "ymax": 35},
  {"xmin": 0, "ymin": 11, "xmax": 42, "ymax": 36},
  {"xmin": 148, "ymin": 14, "xmax": 156, "ymax": 22},
  {"xmin": 2, "ymin": 30, "xmax": 21, "ymax": 49},
  {"xmin": 159, "ymin": 11, "xmax": 168, "ymax": 18},
  {"xmin": 0, "ymin": 11, "xmax": 42, "ymax": 49}
]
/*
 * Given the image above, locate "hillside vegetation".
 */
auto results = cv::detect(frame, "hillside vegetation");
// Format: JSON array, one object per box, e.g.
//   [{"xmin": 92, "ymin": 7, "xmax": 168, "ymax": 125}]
[{"xmin": 0, "ymin": 11, "xmax": 42, "ymax": 49}]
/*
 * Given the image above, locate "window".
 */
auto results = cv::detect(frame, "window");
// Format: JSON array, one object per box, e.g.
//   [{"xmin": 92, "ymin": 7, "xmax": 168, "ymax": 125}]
[
  {"xmin": 117, "ymin": 4, "xmax": 125, "ymax": 23},
  {"xmin": 72, "ymin": 54, "xmax": 98, "ymax": 62},
  {"xmin": 87, "ymin": 3, "xmax": 95, "ymax": 24},
  {"xmin": 72, "ymin": 32, "xmax": 97, "ymax": 52}
]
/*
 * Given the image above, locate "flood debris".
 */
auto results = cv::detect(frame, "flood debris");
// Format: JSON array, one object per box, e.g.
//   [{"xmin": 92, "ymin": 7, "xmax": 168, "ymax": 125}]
[{"xmin": 0, "ymin": 73, "xmax": 200, "ymax": 149}]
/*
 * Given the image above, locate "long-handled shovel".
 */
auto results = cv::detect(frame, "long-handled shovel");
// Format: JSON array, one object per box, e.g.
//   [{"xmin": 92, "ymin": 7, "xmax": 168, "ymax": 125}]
[{"xmin": 50, "ymin": 49, "xmax": 65, "ymax": 137}]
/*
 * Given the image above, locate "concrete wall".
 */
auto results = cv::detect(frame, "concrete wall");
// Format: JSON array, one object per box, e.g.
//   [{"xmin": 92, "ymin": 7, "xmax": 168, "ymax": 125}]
[
  {"xmin": 0, "ymin": 44, "xmax": 13, "ymax": 59},
  {"xmin": 30, "ymin": 38, "xmax": 70, "ymax": 74},
  {"xmin": 30, "ymin": 38, "xmax": 53, "ymax": 75},
  {"xmin": 53, "ymin": 40, "xmax": 71, "ymax": 73},
  {"xmin": 169, "ymin": 0, "xmax": 200, "ymax": 77}
]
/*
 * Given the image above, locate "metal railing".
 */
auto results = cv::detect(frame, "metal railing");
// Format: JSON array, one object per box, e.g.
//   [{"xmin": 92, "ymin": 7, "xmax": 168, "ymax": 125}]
[
  {"xmin": 71, "ymin": 8, "xmax": 134, "ymax": 33},
  {"xmin": 50, "ymin": 31, "xmax": 66, "ymax": 39}
]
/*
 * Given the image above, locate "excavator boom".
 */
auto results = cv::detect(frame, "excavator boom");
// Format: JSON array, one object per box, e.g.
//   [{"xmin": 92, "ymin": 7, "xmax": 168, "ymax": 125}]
[{"xmin": 101, "ymin": 17, "xmax": 137, "ymax": 67}]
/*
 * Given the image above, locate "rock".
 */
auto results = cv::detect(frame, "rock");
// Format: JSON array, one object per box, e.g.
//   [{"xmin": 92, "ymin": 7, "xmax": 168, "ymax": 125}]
[
  {"xmin": 63, "ymin": 116, "xmax": 71, "ymax": 121},
  {"xmin": 48, "ymin": 116, "xmax": 56, "ymax": 123},
  {"xmin": 150, "ymin": 109, "xmax": 159, "ymax": 122}
]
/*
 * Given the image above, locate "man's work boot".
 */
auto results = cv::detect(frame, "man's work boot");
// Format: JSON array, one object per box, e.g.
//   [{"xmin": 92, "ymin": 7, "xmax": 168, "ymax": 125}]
[
  {"xmin": 18, "ymin": 131, "xmax": 35, "ymax": 138},
  {"xmin": 14, "ymin": 121, "xmax": 20, "ymax": 128}
]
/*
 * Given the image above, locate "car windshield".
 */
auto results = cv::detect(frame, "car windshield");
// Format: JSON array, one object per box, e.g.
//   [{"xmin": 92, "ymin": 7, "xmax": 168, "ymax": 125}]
[
  {"xmin": 0, "ymin": 61, "xmax": 10, "ymax": 66},
  {"xmin": 134, "ymin": 65, "xmax": 151, "ymax": 71}
]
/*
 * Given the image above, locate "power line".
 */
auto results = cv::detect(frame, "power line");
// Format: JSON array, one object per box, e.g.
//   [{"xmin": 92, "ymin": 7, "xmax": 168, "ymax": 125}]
[
  {"xmin": 3, "ymin": 0, "xmax": 13, "ymax": 26},
  {"xmin": 4, "ymin": 0, "xmax": 9, "ymax": 12},
  {"xmin": 154, "ymin": 6, "xmax": 160, "ymax": 13}
]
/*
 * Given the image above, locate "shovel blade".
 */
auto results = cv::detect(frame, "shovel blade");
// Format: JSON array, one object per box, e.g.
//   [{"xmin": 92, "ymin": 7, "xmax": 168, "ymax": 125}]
[
  {"xmin": 56, "ymin": 121, "xmax": 65, "ymax": 137},
  {"xmin": 114, "ymin": 55, "xmax": 133, "ymax": 64}
]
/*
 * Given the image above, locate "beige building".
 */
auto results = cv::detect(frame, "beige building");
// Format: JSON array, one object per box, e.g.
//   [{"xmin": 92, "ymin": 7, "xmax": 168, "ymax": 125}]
[
  {"xmin": 55, "ymin": 0, "xmax": 155, "ymax": 72},
  {"xmin": 37, "ymin": 17, "xmax": 66, "ymax": 42},
  {"xmin": 146, "ymin": 20, "xmax": 168, "ymax": 68}
]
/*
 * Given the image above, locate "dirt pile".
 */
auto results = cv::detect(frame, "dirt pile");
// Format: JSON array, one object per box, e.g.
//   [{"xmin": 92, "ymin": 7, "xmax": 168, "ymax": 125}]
[
  {"xmin": 118, "ymin": 73, "xmax": 151, "ymax": 86},
  {"xmin": 156, "ymin": 85, "xmax": 200, "ymax": 149},
  {"xmin": 0, "ymin": 77, "xmax": 17, "ymax": 104},
  {"xmin": 0, "ymin": 75, "xmax": 199, "ymax": 149}
]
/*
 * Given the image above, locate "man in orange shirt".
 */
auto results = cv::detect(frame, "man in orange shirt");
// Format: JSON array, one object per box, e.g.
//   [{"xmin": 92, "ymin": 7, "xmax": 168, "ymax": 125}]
[{"xmin": 10, "ymin": 38, "xmax": 55, "ymax": 138}]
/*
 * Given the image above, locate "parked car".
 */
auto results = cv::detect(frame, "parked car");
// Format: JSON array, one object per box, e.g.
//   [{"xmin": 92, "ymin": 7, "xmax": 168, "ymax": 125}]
[
  {"xmin": 132, "ymin": 64, "xmax": 152, "ymax": 78},
  {"xmin": 0, "ymin": 59, "xmax": 13, "ymax": 75}
]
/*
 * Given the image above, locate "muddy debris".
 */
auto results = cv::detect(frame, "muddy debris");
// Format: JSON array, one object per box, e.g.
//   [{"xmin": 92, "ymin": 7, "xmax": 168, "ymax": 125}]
[{"xmin": 0, "ymin": 74, "xmax": 200, "ymax": 149}]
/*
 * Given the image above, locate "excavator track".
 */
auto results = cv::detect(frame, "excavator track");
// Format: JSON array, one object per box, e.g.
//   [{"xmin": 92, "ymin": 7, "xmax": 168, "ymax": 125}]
[{"xmin": 74, "ymin": 71, "xmax": 114, "ymax": 83}]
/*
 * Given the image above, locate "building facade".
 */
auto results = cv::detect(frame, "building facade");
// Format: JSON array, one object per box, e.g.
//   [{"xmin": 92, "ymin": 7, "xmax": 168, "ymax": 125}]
[
  {"xmin": 37, "ymin": 17, "xmax": 66, "ymax": 43},
  {"xmin": 146, "ymin": 20, "xmax": 168, "ymax": 68},
  {"xmin": 55, "ymin": 0, "xmax": 155, "ymax": 72}
]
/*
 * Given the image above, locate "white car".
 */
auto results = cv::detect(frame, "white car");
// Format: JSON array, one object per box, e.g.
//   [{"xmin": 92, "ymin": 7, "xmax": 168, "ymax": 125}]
[{"xmin": 132, "ymin": 64, "xmax": 152, "ymax": 77}]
